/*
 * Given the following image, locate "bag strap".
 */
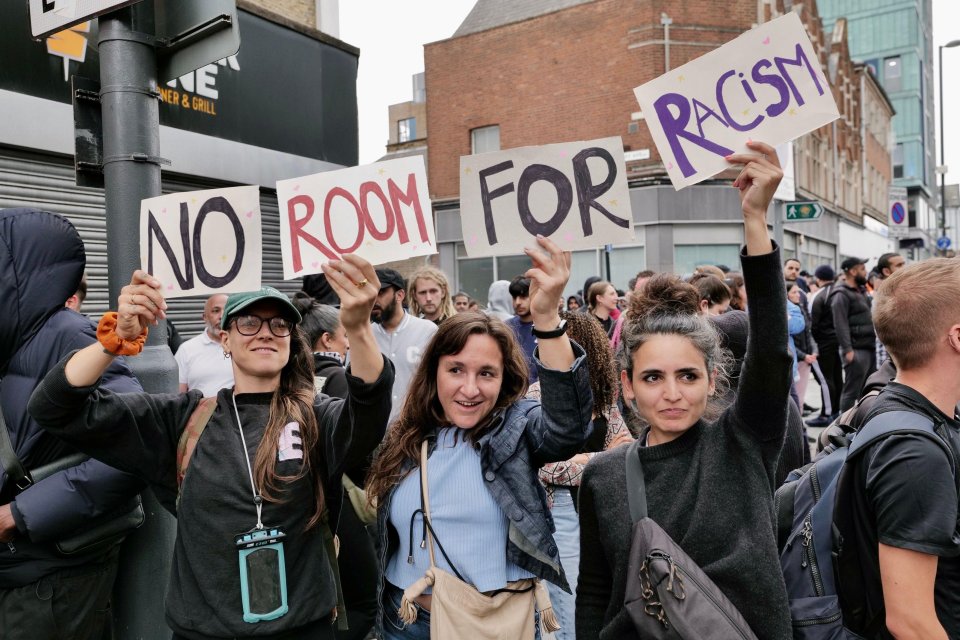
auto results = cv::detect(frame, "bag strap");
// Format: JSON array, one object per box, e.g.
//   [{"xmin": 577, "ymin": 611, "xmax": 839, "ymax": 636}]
[
  {"xmin": 419, "ymin": 440, "xmax": 439, "ymax": 569},
  {"xmin": 0, "ymin": 408, "xmax": 32, "ymax": 491},
  {"xmin": 624, "ymin": 441, "xmax": 648, "ymax": 522},
  {"xmin": 176, "ymin": 397, "xmax": 218, "ymax": 493}
]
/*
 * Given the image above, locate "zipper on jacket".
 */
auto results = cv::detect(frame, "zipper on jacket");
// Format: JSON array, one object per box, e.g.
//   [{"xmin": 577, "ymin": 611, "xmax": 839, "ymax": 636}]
[
  {"xmin": 793, "ymin": 611, "xmax": 842, "ymax": 627},
  {"xmin": 646, "ymin": 551, "xmax": 752, "ymax": 640},
  {"xmin": 800, "ymin": 515, "xmax": 825, "ymax": 596},
  {"xmin": 809, "ymin": 466, "xmax": 822, "ymax": 504}
]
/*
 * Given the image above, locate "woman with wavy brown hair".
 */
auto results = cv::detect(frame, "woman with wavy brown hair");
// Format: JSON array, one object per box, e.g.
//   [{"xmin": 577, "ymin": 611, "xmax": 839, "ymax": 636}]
[
  {"xmin": 29, "ymin": 256, "xmax": 393, "ymax": 640},
  {"xmin": 366, "ymin": 236, "xmax": 594, "ymax": 640}
]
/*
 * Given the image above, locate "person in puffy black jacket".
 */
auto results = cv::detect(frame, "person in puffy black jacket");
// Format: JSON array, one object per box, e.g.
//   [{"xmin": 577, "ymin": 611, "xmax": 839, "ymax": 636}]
[{"xmin": 0, "ymin": 208, "xmax": 143, "ymax": 639}]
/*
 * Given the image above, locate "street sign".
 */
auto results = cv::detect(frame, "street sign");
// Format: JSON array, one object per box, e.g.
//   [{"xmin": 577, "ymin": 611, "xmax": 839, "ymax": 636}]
[
  {"xmin": 889, "ymin": 186, "xmax": 908, "ymax": 230},
  {"xmin": 937, "ymin": 236, "xmax": 952, "ymax": 251},
  {"xmin": 155, "ymin": 0, "xmax": 240, "ymax": 83},
  {"xmin": 29, "ymin": 0, "xmax": 141, "ymax": 39},
  {"xmin": 785, "ymin": 201, "xmax": 823, "ymax": 222}
]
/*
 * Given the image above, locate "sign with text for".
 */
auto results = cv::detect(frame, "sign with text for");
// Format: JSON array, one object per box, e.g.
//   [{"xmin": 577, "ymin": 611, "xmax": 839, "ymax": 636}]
[
  {"xmin": 30, "ymin": 0, "xmax": 141, "ymax": 38},
  {"xmin": 633, "ymin": 12, "xmax": 839, "ymax": 190},
  {"xmin": 459, "ymin": 137, "xmax": 635, "ymax": 257},
  {"xmin": 276, "ymin": 156, "xmax": 436, "ymax": 279},
  {"xmin": 140, "ymin": 186, "xmax": 262, "ymax": 299}
]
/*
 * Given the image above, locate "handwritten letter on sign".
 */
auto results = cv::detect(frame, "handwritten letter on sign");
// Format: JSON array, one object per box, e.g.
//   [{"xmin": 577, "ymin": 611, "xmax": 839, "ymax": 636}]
[
  {"xmin": 140, "ymin": 186, "xmax": 262, "ymax": 298},
  {"xmin": 459, "ymin": 137, "xmax": 634, "ymax": 257},
  {"xmin": 277, "ymin": 156, "xmax": 437, "ymax": 279},
  {"xmin": 633, "ymin": 12, "xmax": 839, "ymax": 190}
]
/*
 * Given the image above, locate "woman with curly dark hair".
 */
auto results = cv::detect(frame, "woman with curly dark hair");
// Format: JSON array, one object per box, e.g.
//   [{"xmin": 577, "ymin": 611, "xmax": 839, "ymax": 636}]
[
  {"xmin": 576, "ymin": 142, "xmax": 793, "ymax": 639},
  {"xmin": 528, "ymin": 310, "xmax": 633, "ymax": 639},
  {"xmin": 365, "ymin": 236, "xmax": 594, "ymax": 640}
]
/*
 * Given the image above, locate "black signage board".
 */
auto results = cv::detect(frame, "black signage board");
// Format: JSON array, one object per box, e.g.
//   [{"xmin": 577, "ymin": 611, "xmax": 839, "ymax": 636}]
[{"xmin": 0, "ymin": 2, "xmax": 358, "ymax": 166}]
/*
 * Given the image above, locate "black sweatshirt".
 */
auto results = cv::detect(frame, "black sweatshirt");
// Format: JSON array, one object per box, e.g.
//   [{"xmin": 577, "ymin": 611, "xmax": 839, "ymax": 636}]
[
  {"xmin": 576, "ymin": 247, "xmax": 793, "ymax": 640},
  {"xmin": 28, "ymin": 355, "xmax": 393, "ymax": 639}
]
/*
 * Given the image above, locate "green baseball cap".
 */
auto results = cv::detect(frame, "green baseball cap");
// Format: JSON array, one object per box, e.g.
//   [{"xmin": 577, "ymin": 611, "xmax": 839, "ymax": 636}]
[{"xmin": 221, "ymin": 286, "xmax": 302, "ymax": 330}]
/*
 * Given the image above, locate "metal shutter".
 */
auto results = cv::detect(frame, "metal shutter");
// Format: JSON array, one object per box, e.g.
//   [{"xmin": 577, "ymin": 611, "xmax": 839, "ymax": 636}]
[{"xmin": 0, "ymin": 147, "xmax": 303, "ymax": 340}]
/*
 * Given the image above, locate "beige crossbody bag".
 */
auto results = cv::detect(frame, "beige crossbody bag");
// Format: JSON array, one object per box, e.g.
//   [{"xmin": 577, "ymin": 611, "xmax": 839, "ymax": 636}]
[{"xmin": 397, "ymin": 440, "xmax": 560, "ymax": 639}]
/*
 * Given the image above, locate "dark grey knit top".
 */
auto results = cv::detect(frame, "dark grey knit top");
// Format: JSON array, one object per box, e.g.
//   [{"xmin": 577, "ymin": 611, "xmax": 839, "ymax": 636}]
[{"xmin": 576, "ymin": 247, "xmax": 793, "ymax": 640}]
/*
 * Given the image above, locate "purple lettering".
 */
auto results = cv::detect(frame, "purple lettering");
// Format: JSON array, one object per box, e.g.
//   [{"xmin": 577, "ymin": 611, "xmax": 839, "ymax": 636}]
[
  {"xmin": 692, "ymin": 98, "xmax": 729, "ymax": 138},
  {"xmin": 752, "ymin": 59, "xmax": 791, "ymax": 117},
  {"xmin": 716, "ymin": 70, "xmax": 764, "ymax": 132},
  {"xmin": 773, "ymin": 43, "xmax": 825, "ymax": 106},
  {"xmin": 653, "ymin": 92, "xmax": 734, "ymax": 178}
]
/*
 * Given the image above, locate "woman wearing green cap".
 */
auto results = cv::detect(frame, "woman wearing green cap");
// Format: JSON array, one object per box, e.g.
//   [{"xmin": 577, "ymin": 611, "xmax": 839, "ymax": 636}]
[{"xmin": 28, "ymin": 255, "xmax": 393, "ymax": 640}]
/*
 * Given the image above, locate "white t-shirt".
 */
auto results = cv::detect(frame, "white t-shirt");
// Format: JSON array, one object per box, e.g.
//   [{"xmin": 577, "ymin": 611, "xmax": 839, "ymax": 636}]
[
  {"xmin": 372, "ymin": 312, "xmax": 437, "ymax": 424},
  {"xmin": 174, "ymin": 331, "xmax": 235, "ymax": 397}
]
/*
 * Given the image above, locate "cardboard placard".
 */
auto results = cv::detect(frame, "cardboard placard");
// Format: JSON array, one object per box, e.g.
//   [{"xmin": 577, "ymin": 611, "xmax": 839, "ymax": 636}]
[
  {"xmin": 140, "ymin": 186, "xmax": 262, "ymax": 298},
  {"xmin": 633, "ymin": 12, "xmax": 839, "ymax": 190},
  {"xmin": 276, "ymin": 156, "xmax": 436, "ymax": 279},
  {"xmin": 459, "ymin": 137, "xmax": 634, "ymax": 257}
]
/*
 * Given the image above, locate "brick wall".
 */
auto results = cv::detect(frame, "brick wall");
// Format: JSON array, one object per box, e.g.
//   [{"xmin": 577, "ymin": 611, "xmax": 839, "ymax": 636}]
[{"xmin": 248, "ymin": 0, "xmax": 315, "ymax": 28}]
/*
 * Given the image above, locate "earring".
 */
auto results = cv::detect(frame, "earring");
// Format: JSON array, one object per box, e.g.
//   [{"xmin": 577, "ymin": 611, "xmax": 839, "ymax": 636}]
[{"xmin": 223, "ymin": 351, "xmax": 231, "ymax": 359}]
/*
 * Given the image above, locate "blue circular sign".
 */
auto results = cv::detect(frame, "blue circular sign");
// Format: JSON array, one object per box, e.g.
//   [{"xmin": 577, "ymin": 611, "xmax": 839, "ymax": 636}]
[
  {"xmin": 891, "ymin": 202, "xmax": 905, "ymax": 224},
  {"xmin": 937, "ymin": 236, "xmax": 952, "ymax": 250}
]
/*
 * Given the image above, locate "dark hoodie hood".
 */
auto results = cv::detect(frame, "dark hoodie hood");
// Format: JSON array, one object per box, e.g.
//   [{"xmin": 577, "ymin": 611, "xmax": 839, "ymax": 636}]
[{"xmin": 0, "ymin": 209, "xmax": 85, "ymax": 374}]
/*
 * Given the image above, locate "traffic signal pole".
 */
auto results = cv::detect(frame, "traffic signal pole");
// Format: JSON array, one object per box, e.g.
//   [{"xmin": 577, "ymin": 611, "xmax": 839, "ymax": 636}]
[{"xmin": 99, "ymin": 5, "xmax": 177, "ymax": 638}]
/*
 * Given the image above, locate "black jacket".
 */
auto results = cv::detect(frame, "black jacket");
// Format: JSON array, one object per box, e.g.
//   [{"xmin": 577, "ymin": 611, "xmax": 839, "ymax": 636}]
[
  {"xmin": 0, "ymin": 208, "xmax": 143, "ymax": 587},
  {"xmin": 811, "ymin": 282, "xmax": 837, "ymax": 345},
  {"xmin": 829, "ymin": 282, "xmax": 876, "ymax": 352}
]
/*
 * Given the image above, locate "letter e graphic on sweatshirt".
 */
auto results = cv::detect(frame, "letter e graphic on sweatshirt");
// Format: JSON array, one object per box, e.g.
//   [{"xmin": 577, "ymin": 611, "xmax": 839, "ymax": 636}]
[{"xmin": 278, "ymin": 422, "xmax": 303, "ymax": 461}]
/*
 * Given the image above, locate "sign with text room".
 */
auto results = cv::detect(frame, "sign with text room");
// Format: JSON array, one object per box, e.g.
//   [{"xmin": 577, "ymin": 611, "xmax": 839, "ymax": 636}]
[
  {"xmin": 276, "ymin": 156, "xmax": 437, "ymax": 279},
  {"xmin": 459, "ymin": 137, "xmax": 635, "ymax": 257},
  {"xmin": 140, "ymin": 186, "xmax": 262, "ymax": 298},
  {"xmin": 633, "ymin": 12, "xmax": 840, "ymax": 190}
]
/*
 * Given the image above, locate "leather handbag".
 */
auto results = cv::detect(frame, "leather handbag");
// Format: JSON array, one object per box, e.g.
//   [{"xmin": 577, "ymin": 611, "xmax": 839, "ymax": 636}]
[
  {"xmin": 396, "ymin": 440, "xmax": 559, "ymax": 640},
  {"xmin": 0, "ymin": 412, "xmax": 144, "ymax": 556},
  {"xmin": 623, "ymin": 441, "xmax": 759, "ymax": 639}
]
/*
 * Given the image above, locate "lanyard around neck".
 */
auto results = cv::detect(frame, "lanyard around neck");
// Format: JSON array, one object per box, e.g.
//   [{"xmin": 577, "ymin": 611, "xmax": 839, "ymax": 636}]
[{"xmin": 231, "ymin": 394, "xmax": 264, "ymax": 530}]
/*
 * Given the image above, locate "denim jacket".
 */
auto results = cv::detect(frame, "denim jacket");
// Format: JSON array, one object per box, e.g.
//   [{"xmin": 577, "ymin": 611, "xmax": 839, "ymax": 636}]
[{"xmin": 375, "ymin": 343, "xmax": 593, "ymax": 630}]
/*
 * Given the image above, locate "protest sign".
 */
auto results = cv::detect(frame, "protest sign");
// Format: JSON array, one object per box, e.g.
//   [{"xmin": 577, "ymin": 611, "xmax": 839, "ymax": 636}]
[
  {"xmin": 277, "ymin": 156, "xmax": 436, "ymax": 279},
  {"xmin": 633, "ymin": 12, "xmax": 839, "ymax": 190},
  {"xmin": 140, "ymin": 186, "xmax": 261, "ymax": 298},
  {"xmin": 459, "ymin": 137, "xmax": 634, "ymax": 257}
]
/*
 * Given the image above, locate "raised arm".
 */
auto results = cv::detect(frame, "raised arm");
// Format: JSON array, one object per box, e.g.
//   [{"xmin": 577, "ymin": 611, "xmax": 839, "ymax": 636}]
[
  {"xmin": 321, "ymin": 254, "xmax": 383, "ymax": 384},
  {"xmin": 724, "ymin": 142, "xmax": 792, "ymax": 445}
]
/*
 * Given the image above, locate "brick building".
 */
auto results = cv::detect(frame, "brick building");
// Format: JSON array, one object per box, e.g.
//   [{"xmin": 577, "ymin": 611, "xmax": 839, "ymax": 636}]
[{"xmin": 423, "ymin": 0, "xmax": 895, "ymax": 302}]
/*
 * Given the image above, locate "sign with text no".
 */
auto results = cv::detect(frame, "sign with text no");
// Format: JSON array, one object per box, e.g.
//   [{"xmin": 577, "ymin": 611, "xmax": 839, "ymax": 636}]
[
  {"xmin": 459, "ymin": 137, "xmax": 634, "ymax": 257},
  {"xmin": 140, "ymin": 186, "xmax": 262, "ymax": 298},
  {"xmin": 276, "ymin": 156, "xmax": 437, "ymax": 279},
  {"xmin": 633, "ymin": 12, "xmax": 839, "ymax": 190}
]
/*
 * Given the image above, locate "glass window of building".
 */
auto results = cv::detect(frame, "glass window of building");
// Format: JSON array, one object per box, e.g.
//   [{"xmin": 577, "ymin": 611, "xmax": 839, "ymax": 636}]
[
  {"xmin": 674, "ymin": 245, "xmax": 741, "ymax": 277},
  {"xmin": 607, "ymin": 246, "xmax": 646, "ymax": 291},
  {"xmin": 398, "ymin": 118, "xmax": 416, "ymax": 143},
  {"xmin": 883, "ymin": 56, "xmax": 901, "ymax": 92},
  {"xmin": 471, "ymin": 125, "xmax": 500, "ymax": 154},
  {"xmin": 893, "ymin": 143, "xmax": 904, "ymax": 179}
]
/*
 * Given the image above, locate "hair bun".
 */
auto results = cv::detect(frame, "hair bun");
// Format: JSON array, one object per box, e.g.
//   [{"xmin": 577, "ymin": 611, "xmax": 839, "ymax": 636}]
[
  {"xmin": 291, "ymin": 291, "xmax": 316, "ymax": 314},
  {"xmin": 628, "ymin": 274, "xmax": 699, "ymax": 319}
]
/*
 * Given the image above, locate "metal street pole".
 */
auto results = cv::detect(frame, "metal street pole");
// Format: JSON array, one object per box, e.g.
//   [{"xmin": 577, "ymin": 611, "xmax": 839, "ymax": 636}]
[
  {"xmin": 99, "ymin": 5, "xmax": 178, "ymax": 638},
  {"xmin": 939, "ymin": 40, "xmax": 960, "ymax": 246}
]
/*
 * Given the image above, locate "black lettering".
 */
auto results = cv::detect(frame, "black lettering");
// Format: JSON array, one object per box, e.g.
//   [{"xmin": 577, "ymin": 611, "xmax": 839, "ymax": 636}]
[
  {"xmin": 147, "ymin": 205, "xmax": 193, "ymax": 289},
  {"xmin": 516, "ymin": 164, "xmax": 571, "ymax": 237},
  {"xmin": 572, "ymin": 148, "xmax": 630, "ymax": 235},
  {"xmin": 192, "ymin": 196, "xmax": 244, "ymax": 288},
  {"xmin": 478, "ymin": 160, "xmax": 515, "ymax": 245},
  {"xmin": 42, "ymin": 0, "xmax": 55, "ymax": 12}
]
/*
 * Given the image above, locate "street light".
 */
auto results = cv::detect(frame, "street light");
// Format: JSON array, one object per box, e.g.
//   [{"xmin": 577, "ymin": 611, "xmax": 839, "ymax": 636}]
[{"xmin": 938, "ymin": 39, "xmax": 960, "ymax": 246}]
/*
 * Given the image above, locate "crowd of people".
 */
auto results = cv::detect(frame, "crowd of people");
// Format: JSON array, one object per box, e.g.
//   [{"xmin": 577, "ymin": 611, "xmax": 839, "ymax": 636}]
[{"xmin": 0, "ymin": 141, "xmax": 958, "ymax": 640}]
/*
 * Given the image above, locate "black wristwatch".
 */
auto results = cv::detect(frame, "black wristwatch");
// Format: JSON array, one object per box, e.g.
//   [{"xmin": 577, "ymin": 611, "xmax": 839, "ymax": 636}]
[{"xmin": 532, "ymin": 319, "xmax": 568, "ymax": 340}]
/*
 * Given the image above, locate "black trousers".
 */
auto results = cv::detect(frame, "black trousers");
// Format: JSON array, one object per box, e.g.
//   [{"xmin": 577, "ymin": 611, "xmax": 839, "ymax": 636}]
[
  {"xmin": 0, "ymin": 547, "xmax": 118, "ymax": 640},
  {"xmin": 840, "ymin": 348, "xmax": 876, "ymax": 412},
  {"xmin": 817, "ymin": 341, "xmax": 843, "ymax": 416}
]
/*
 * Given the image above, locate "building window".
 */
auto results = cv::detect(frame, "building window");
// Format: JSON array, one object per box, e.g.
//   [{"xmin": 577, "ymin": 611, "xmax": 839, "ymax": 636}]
[
  {"xmin": 883, "ymin": 57, "xmax": 901, "ymax": 93},
  {"xmin": 674, "ymin": 245, "xmax": 741, "ymax": 277},
  {"xmin": 398, "ymin": 118, "xmax": 416, "ymax": 143},
  {"xmin": 471, "ymin": 125, "xmax": 500, "ymax": 154},
  {"xmin": 893, "ymin": 143, "xmax": 904, "ymax": 179}
]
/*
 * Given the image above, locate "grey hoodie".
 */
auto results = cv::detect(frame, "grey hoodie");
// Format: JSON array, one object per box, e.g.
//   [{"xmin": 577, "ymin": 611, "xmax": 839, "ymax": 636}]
[{"xmin": 486, "ymin": 280, "xmax": 514, "ymax": 321}]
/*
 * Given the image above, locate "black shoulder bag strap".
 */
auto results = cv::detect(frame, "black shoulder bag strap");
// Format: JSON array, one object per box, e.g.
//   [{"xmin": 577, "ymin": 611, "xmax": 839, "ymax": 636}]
[
  {"xmin": 0, "ymin": 408, "xmax": 33, "ymax": 491},
  {"xmin": 624, "ymin": 441, "xmax": 648, "ymax": 522}
]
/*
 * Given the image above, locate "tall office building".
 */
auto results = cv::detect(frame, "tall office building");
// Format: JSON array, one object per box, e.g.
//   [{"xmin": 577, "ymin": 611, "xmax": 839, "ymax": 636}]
[{"xmin": 818, "ymin": 0, "xmax": 937, "ymax": 255}]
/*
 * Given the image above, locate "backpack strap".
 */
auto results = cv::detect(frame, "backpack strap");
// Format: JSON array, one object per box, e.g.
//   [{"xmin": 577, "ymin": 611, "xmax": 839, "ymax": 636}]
[
  {"xmin": 847, "ymin": 410, "xmax": 945, "ymax": 462},
  {"xmin": 625, "ymin": 441, "xmax": 648, "ymax": 522},
  {"xmin": 175, "ymin": 397, "xmax": 218, "ymax": 506}
]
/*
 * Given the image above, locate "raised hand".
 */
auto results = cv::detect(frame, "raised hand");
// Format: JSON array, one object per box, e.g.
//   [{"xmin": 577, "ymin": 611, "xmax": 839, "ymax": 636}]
[
  {"xmin": 116, "ymin": 271, "xmax": 166, "ymax": 340},
  {"xmin": 523, "ymin": 235, "xmax": 572, "ymax": 329},
  {"xmin": 725, "ymin": 140, "xmax": 781, "ymax": 256},
  {"xmin": 321, "ymin": 255, "xmax": 381, "ymax": 334}
]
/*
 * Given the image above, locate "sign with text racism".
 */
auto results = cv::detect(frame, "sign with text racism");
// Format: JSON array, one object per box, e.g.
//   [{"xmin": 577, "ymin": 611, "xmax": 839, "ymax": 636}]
[
  {"xmin": 277, "ymin": 156, "xmax": 436, "ymax": 279},
  {"xmin": 459, "ymin": 137, "xmax": 634, "ymax": 257},
  {"xmin": 633, "ymin": 12, "xmax": 840, "ymax": 190},
  {"xmin": 140, "ymin": 186, "xmax": 262, "ymax": 298}
]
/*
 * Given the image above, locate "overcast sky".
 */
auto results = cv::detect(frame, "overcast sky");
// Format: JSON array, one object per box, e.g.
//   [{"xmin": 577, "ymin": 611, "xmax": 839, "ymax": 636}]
[{"xmin": 342, "ymin": 0, "xmax": 960, "ymax": 193}]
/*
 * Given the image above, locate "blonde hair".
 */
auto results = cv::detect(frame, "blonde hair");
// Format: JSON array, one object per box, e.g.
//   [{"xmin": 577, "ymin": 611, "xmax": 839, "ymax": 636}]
[
  {"xmin": 873, "ymin": 258, "xmax": 960, "ymax": 370},
  {"xmin": 408, "ymin": 266, "xmax": 456, "ymax": 322}
]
